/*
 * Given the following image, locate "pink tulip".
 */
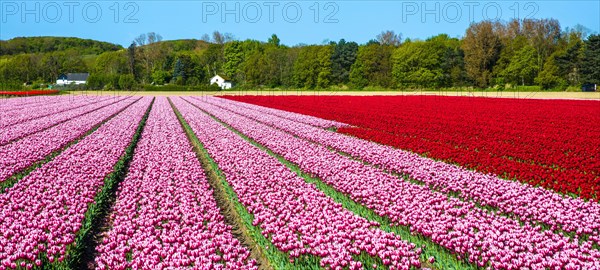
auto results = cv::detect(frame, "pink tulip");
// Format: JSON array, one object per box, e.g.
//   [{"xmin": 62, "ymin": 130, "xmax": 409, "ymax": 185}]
[
  {"xmin": 94, "ymin": 98, "xmax": 256, "ymax": 269},
  {"xmin": 0, "ymin": 97, "xmax": 152, "ymax": 267},
  {"xmin": 211, "ymin": 96, "xmax": 600, "ymax": 248},
  {"xmin": 181, "ymin": 96, "xmax": 600, "ymax": 269},
  {"xmin": 0, "ymin": 97, "xmax": 137, "ymax": 182},
  {"xmin": 173, "ymin": 97, "xmax": 421, "ymax": 269}
]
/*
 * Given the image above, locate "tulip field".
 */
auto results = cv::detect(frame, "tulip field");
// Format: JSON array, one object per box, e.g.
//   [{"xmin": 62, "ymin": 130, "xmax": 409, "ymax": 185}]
[
  {"xmin": 225, "ymin": 95, "xmax": 600, "ymax": 201},
  {"xmin": 0, "ymin": 95, "xmax": 599, "ymax": 269}
]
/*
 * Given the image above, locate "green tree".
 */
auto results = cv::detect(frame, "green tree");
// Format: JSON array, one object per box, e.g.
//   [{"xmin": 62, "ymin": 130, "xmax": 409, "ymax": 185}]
[
  {"xmin": 61, "ymin": 50, "xmax": 88, "ymax": 73},
  {"xmin": 127, "ymin": 42, "xmax": 137, "ymax": 79},
  {"xmin": 392, "ymin": 34, "xmax": 464, "ymax": 88},
  {"xmin": 223, "ymin": 40, "xmax": 261, "ymax": 83},
  {"xmin": 393, "ymin": 40, "xmax": 443, "ymax": 88},
  {"xmin": 244, "ymin": 49, "xmax": 268, "ymax": 86},
  {"xmin": 439, "ymin": 36, "xmax": 467, "ymax": 87},
  {"xmin": 350, "ymin": 43, "xmax": 394, "ymax": 88},
  {"xmin": 262, "ymin": 45, "xmax": 291, "ymax": 87},
  {"xmin": 133, "ymin": 32, "xmax": 163, "ymax": 83},
  {"xmin": 554, "ymin": 32, "xmax": 585, "ymax": 86},
  {"xmin": 331, "ymin": 39, "xmax": 358, "ymax": 85},
  {"xmin": 151, "ymin": 70, "xmax": 171, "ymax": 85},
  {"xmin": 292, "ymin": 45, "xmax": 333, "ymax": 88},
  {"xmin": 349, "ymin": 46, "xmax": 370, "ymax": 89},
  {"xmin": 200, "ymin": 43, "xmax": 224, "ymax": 77},
  {"xmin": 223, "ymin": 41, "xmax": 245, "ymax": 79},
  {"xmin": 40, "ymin": 53, "xmax": 61, "ymax": 82},
  {"xmin": 191, "ymin": 54, "xmax": 208, "ymax": 85},
  {"xmin": 502, "ymin": 45, "xmax": 539, "ymax": 86},
  {"xmin": 268, "ymin": 34, "xmax": 281, "ymax": 47},
  {"xmin": 118, "ymin": 74, "xmax": 136, "ymax": 90},
  {"xmin": 580, "ymin": 34, "xmax": 600, "ymax": 85},
  {"xmin": 535, "ymin": 54, "xmax": 566, "ymax": 90},
  {"xmin": 86, "ymin": 74, "xmax": 105, "ymax": 89},
  {"xmin": 4, "ymin": 54, "xmax": 40, "ymax": 83},
  {"xmin": 522, "ymin": 18, "xmax": 561, "ymax": 70},
  {"xmin": 293, "ymin": 46, "xmax": 320, "ymax": 88},
  {"xmin": 278, "ymin": 47, "xmax": 298, "ymax": 87},
  {"xmin": 94, "ymin": 51, "xmax": 128, "ymax": 75},
  {"xmin": 462, "ymin": 21, "xmax": 502, "ymax": 87},
  {"xmin": 317, "ymin": 45, "xmax": 333, "ymax": 88},
  {"xmin": 493, "ymin": 24, "xmax": 529, "ymax": 86},
  {"xmin": 173, "ymin": 58, "xmax": 185, "ymax": 80}
]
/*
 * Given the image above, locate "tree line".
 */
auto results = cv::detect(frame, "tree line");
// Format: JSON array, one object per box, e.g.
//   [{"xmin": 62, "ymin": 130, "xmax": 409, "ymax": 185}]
[{"xmin": 1, "ymin": 18, "xmax": 598, "ymax": 91}]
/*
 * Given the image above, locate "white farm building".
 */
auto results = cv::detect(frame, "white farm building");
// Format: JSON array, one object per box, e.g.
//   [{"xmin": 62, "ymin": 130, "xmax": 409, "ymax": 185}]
[
  {"xmin": 210, "ymin": 75, "xmax": 233, "ymax": 90},
  {"xmin": 56, "ymin": 73, "xmax": 90, "ymax": 85}
]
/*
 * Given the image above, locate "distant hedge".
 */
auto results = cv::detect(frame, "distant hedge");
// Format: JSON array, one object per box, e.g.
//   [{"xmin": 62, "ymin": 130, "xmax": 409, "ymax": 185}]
[{"xmin": 142, "ymin": 84, "xmax": 223, "ymax": 91}]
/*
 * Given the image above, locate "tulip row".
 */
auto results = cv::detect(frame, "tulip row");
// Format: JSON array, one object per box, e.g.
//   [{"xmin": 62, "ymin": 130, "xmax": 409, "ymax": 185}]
[
  {"xmin": 94, "ymin": 97, "xmax": 256, "ymax": 269},
  {"xmin": 224, "ymin": 96, "xmax": 600, "ymax": 200},
  {"xmin": 0, "ymin": 97, "xmax": 139, "ymax": 183},
  {"xmin": 0, "ymin": 96, "xmax": 130, "ymax": 146},
  {"xmin": 206, "ymin": 96, "xmax": 600, "ymax": 246},
  {"xmin": 197, "ymin": 96, "xmax": 347, "ymax": 129},
  {"xmin": 0, "ymin": 95, "xmax": 50, "ymax": 106},
  {"xmin": 0, "ymin": 96, "xmax": 65, "ymax": 113},
  {"xmin": 173, "ymin": 97, "xmax": 422, "ymax": 270},
  {"xmin": 0, "ymin": 97, "xmax": 152, "ymax": 269},
  {"xmin": 343, "ymin": 127, "xmax": 599, "ymax": 199},
  {"xmin": 0, "ymin": 96, "xmax": 108, "ymax": 128},
  {"xmin": 187, "ymin": 97, "xmax": 600, "ymax": 269}
]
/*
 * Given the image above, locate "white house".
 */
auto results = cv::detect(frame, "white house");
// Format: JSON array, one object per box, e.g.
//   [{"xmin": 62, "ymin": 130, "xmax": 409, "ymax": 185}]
[
  {"xmin": 210, "ymin": 75, "xmax": 233, "ymax": 90},
  {"xmin": 56, "ymin": 73, "xmax": 89, "ymax": 85}
]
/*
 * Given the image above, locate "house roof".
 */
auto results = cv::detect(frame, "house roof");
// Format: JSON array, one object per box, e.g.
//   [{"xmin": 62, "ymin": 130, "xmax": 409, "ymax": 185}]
[{"xmin": 62, "ymin": 73, "xmax": 90, "ymax": 81}]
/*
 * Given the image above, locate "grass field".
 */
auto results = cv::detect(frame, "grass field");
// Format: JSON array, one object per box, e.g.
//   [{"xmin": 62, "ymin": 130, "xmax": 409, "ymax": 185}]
[{"xmin": 68, "ymin": 90, "xmax": 600, "ymax": 100}]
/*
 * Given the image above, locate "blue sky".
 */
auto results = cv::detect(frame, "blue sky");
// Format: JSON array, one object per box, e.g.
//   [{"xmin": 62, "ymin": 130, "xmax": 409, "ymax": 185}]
[{"xmin": 1, "ymin": 1, "xmax": 599, "ymax": 46}]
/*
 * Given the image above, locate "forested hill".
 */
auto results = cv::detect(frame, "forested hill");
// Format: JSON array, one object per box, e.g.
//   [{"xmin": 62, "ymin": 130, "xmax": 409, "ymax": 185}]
[
  {"xmin": 0, "ymin": 35, "xmax": 214, "ymax": 87},
  {"xmin": 1, "ymin": 19, "xmax": 599, "ymax": 91},
  {"xmin": 150, "ymin": 39, "xmax": 210, "ymax": 52},
  {"xmin": 0, "ymin": 37, "xmax": 123, "ymax": 55}
]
